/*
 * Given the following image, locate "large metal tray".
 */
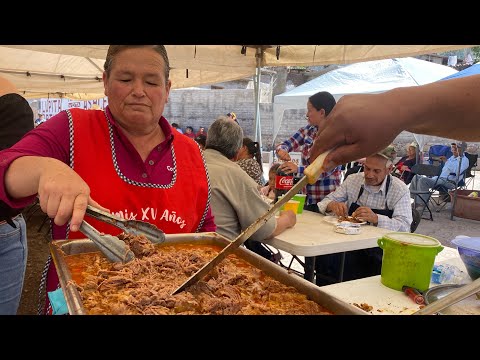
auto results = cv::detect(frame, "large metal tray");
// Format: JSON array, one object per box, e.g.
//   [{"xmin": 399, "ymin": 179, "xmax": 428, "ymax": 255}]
[
  {"xmin": 423, "ymin": 284, "xmax": 480, "ymax": 315},
  {"xmin": 50, "ymin": 232, "xmax": 367, "ymax": 315}
]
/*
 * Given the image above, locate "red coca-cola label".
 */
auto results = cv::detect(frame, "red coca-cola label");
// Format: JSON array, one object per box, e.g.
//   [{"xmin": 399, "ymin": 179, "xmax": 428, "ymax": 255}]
[{"xmin": 275, "ymin": 175, "xmax": 294, "ymax": 190}]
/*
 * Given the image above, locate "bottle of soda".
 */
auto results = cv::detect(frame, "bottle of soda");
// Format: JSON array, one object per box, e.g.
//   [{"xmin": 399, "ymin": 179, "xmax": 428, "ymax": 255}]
[
  {"xmin": 274, "ymin": 167, "xmax": 294, "ymax": 203},
  {"xmin": 293, "ymin": 167, "xmax": 304, "ymax": 188}
]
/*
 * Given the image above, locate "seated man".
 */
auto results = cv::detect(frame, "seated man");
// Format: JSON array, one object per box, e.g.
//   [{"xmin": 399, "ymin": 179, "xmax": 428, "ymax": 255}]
[
  {"xmin": 204, "ymin": 116, "xmax": 296, "ymax": 262},
  {"xmin": 410, "ymin": 143, "xmax": 469, "ymax": 205},
  {"xmin": 314, "ymin": 145, "xmax": 413, "ymax": 286}
]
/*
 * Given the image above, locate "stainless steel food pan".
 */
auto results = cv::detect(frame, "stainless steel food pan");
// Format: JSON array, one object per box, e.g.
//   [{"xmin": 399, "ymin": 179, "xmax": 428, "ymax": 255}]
[{"xmin": 50, "ymin": 232, "xmax": 366, "ymax": 315}]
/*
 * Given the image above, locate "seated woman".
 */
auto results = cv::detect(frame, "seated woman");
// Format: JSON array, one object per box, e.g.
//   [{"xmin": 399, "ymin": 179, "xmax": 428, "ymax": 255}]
[
  {"xmin": 393, "ymin": 143, "xmax": 417, "ymax": 184},
  {"xmin": 235, "ymin": 137, "xmax": 265, "ymax": 186}
]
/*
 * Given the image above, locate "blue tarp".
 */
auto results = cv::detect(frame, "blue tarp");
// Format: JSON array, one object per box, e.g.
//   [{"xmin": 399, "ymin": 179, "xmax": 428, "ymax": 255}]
[{"xmin": 441, "ymin": 63, "xmax": 480, "ymax": 81}]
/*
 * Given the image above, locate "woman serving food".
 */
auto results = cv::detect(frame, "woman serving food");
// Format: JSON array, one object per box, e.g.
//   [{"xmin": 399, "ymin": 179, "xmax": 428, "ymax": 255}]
[{"xmin": 0, "ymin": 45, "xmax": 215, "ymax": 314}]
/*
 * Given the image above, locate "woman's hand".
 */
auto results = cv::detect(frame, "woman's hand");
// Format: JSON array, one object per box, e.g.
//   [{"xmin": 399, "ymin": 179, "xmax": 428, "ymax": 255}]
[
  {"xmin": 5, "ymin": 157, "xmax": 109, "ymax": 232},
  {"xmin": 279, "ymin": 161, "xmax": 298, "ymax": 174},
  {"xmin": 276, "ymin": 149, "xmax": 291, "ymax": 161},
  {"xmin": 36, "ymin": 159, "xmax": 105, "ymax": 232}
]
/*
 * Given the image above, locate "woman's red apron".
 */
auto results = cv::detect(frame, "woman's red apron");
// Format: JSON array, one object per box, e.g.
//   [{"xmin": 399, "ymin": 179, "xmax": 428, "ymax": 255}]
[{"xmin": 43, "ymin": 108, "xmax": 209, "ymax": 314}]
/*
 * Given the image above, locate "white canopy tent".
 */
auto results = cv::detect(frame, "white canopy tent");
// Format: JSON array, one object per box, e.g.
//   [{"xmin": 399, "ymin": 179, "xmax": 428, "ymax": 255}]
[
  {"xmin": 0, "ymin": 45, "xmax": 469, "ymax": 148},
  {"xmin": 272, "ymin": 57, "xmax": 458, "ymax": 149},
  {"xmin": 0, "ymin": 45, "xmax": 469, "ymax": 99}
]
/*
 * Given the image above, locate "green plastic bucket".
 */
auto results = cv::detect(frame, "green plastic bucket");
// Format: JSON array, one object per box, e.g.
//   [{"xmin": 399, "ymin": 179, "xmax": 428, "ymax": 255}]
[{"xmin": 378, "ymin": 232, "xmax": 443, "ymax": 291}]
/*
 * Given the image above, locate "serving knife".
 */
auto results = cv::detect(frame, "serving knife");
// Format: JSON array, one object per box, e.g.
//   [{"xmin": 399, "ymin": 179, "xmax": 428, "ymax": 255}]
[{"xmin": 171, "ymin": 150, "xmax": 332, "ymax": 295}]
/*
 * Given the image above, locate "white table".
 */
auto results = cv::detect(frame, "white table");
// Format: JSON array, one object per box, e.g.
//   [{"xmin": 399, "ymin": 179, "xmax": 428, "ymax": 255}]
[
  {"xmin": 321, "ymin": 246, "xmax": 478, "ymax": 315},
  {"xmin": 263, "ymin": 211, "xmax": 391, "ymax": 282}
]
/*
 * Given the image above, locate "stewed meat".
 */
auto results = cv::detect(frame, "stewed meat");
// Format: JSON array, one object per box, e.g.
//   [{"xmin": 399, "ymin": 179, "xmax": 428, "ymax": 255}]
[{"xmin": 64, "ymin": 234, "xmax": 333, "ymax": 315}]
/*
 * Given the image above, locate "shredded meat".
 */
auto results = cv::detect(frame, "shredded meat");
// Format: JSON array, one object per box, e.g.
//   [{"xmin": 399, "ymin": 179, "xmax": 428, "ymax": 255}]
[
  {"xmin": 64, "ymin": 233, "xmax": 333, "ymax": 315},
  {"xmin": 353, "ymin": 303, "xmax": 373, "ymax": 312},
  {"xmin": 338, "ymin": 215, "xmax": 363, "ymax": 223},
  {"xmin": 118, "ymin": 233, "xmax": 156, "ymax": 257}
]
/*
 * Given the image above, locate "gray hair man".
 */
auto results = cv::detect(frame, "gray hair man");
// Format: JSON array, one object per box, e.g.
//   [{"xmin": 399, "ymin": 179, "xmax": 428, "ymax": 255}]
[
  {"xmin": 319, "ymin": 145, "xmax": 412, "ymax": 230},
  {"xmin": 204, "ymin": 116, "xmax": 296, "ymax": 261},
  {"xmin": 314, "ymin": 145, "xmax": 413, "ymax": 286}
]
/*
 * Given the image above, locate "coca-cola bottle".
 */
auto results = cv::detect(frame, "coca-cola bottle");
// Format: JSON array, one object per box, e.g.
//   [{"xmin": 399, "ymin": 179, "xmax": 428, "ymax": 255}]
[
  {"xmin": 274, "ymin": 167, "xmax": 294, "ymax": 203},
  {"xmin": 293, "ymin": 166, "xmax": 304, "ymax": 187}
]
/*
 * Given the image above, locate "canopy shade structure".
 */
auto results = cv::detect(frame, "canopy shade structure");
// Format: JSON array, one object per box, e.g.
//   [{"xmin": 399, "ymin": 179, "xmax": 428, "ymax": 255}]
[
  {"xmin": 0, "ymin": 45, "xmax": 258, "ymax": 100},
  {"xmin": 273, "ymin": 57, "xmax": 459, "ymax": 145},
  {"xmin": 0, "ymin": 45, "xmax": 471, "ymax": 100}
]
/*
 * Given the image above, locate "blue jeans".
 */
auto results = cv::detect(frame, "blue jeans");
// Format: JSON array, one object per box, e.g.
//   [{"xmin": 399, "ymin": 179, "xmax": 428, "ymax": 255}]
[{"xmin": 0, "ymin": 214, "xmax": 28, "ymax": 315}]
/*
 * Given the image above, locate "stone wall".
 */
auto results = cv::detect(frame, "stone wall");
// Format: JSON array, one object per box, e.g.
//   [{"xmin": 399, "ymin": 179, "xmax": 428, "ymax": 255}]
[
  {"xmin": 163, "ymin": 88, "xmax": 480, "ymax": 155},
  {"xmin": 163, "ymin": 89, "xmax": 255, "ymax": 132}
]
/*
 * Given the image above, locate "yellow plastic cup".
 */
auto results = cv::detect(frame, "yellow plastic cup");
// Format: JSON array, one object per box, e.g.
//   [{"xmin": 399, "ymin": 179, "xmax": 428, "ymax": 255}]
[
  {"xmin": 283, "ymin": 200, "xmax": 300, "ymax": 214},
  {"xmin": 292, "ymin": 194, "xmax": 306, "ymax": 214}
]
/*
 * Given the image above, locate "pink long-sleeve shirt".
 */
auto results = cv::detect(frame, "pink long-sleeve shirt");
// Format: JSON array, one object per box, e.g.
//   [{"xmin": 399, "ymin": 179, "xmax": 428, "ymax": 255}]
[{"xmin": 0, "ymin": 107, "xmax": 216, "ymax": 232}]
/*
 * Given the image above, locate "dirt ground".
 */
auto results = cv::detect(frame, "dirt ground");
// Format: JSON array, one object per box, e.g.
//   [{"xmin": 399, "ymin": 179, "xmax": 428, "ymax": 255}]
[
  {"xmin": 17, "ymin": 205, "xmax": 51, "ymax": 315},
  {"xmin": 16, "ymin": 196, "xmax": 480, "ymax": 315}
]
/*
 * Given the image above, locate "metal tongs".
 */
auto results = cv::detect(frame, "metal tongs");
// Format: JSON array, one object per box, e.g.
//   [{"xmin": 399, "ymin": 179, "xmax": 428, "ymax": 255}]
[
  {"xmin": 80, "ymin": 220, "xmax": 135, "ymax": 264},
  {"xmin": 85, "ymin": 205, "xmax": 166, "ymax": 244},
  {"xmin": 79, "ymin": 205, "xmax": 166, "ymax": 264}
]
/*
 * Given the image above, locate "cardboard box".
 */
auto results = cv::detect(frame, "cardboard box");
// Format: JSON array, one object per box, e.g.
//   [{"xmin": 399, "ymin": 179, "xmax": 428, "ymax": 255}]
[{"xmin": 451, "ymin": 190, "xmax": 480, "ymax": 221}]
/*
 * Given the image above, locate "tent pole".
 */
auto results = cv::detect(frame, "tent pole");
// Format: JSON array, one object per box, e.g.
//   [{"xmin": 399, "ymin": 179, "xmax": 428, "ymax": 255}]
[{"xmin": 253, "ymin": 47, "xmax": 262, "ymax": 150}]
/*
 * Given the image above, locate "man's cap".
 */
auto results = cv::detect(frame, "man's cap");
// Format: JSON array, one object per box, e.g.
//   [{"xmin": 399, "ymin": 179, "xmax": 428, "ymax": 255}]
[
  {"xmin": 377, "ymin": 145, "xmax": 396, "ymax": 162},
  {"xmin": 227, "ymin": 112, "xmax": 237, "ymax": 120}
]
